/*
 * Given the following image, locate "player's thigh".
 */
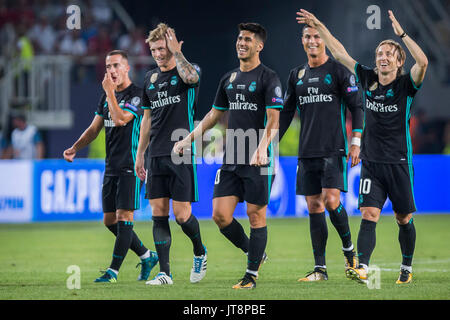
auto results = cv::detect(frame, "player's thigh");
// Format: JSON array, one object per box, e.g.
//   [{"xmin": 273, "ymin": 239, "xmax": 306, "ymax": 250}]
[
  {"xmin": 213, "ymin": 167, "xmax": 244, "ymax": 202},
  {"xmin": 145, "ymin": 157, "xmax": 171, "ymax": 200},
  {"xmin": 296, "ymin": 158, "xmax": 323, "ymax": 196},
  {"xmin": 169, "ymin": 162, "xmax": 198, "ymax": 203},
  {"xmin": 212, "ymin": 196, "xmax": 240, "ymax": 227},
  {"xmin": 358, "ymin": 161, "xmax": 387, "ymax": 213},
  {"xmin": 241, "ymin": 165, "xmax": 274, "ymax": 206},
  {"xmin": 387, "ymin": 164, "xmax": 417, "ymax": 215},
  {"xmin": 102, "ymin": 175, "xmax": 118, "ymax": 213},
  {"xmin": 322, "ymin": 156, "xmax": 348, "ymax": 193},
  {"xmin": 116, "ymin": 175, "xmax": 141, "ymax": 211}
]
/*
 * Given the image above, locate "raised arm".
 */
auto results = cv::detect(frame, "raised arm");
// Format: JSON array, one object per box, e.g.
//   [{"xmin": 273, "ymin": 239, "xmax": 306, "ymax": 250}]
[
  {"xmin": 165, "ymin": 28, "xmax": 199, "ymax": 85},
  {"xmin": 296, "ymin": 9, "xmax": 357, "ymax": 74},
  {"xmin": 388, "ymin": 10, "xmax": 428, "ymax": 87}
]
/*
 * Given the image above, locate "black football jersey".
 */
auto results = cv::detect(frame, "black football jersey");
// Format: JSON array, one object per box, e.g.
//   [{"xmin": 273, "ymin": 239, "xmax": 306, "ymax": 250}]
[
  {"xmin": 142, "ymin": 64, "xmax": 200, "ymax": 157},
  {"xmin": 95, "ymin": 83, "xmax": 144, "ymax": 176},
  {"xmin": 354, "ymin": 62, "xmax": 421, "ymax": 164},
  {"xmin": 212, "ymin": 63, "xmax": 283, "ymax": 165},
  {"xmin": 281, "ymin": 57, "xmax": 363, "ymax": 158}
]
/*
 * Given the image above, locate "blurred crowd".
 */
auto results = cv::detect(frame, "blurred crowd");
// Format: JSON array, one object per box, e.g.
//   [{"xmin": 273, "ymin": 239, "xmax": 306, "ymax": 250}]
[
  {"xmin": 0, "ymin": 0, "xmax": 449, "ymax": 159},
  {"xmin": 0, "ymin": 0, "xmax": 151, "ymax": 82}
]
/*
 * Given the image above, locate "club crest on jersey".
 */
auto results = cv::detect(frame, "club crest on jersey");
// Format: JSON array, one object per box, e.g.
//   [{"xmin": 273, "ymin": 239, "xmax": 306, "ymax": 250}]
[
  {"xmin": 131, "ymin": 96, "xmax": 141, "ymax": 107},
  {"xmin": 275, "ymin": 86, "xmax": 282, "ymax": 97},
  {"xmin": 170, "ymin": 76, "xmax": 178, "ymax": 86},
  {"xmin": 369, "ymin": 82, "xmax": 378, "ymax": 91},
  {"xmin": 349, "ymin": 74, "xmax": 356, "ymax": 86},
  {"xmin": 324, "ymin": 74, "xmax": 332, "ymax": 85},
  {"xmin": 297, "ymin": 69, "xmax": 305, "ymax": 79},
  {"xmin": 150, "ymin": 73, "xmax": 158, "ymax": 83},
  {"xmin": 249, "ymin": 81, "xmax": 257, "ymax": 92},
  {"xmin": 386, "ymin": 89, "xmax": 394, "ymax": 98},
  {"xmin": 229, "ymin": 72, "xmax": 237, "ymax": 83}
]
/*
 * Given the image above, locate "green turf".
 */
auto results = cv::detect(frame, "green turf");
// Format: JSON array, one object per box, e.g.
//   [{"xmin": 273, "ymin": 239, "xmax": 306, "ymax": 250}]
[{"xmin": 0, "ymin": 215, "xmax": 449, "ymax": 300}]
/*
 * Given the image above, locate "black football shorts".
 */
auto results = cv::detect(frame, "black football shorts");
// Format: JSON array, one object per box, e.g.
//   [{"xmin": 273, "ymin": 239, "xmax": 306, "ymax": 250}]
[
  {"xmin": 145, "ymin": 156, "xmax": 198, "ymax": 202},
  {"xmin": 358, "ymin": 160, "xmax": 416, "ymax": 214},
  {"xmin": 213, "ymin": 164, "xmax": 275, "ymax": 206},
  {"xmin": 102, "ymin": 174, "xmax": 142, "ymax": 212},
  {"xmin": 296, "ymin": 156, "xmax": 348, "ymax": 196}
]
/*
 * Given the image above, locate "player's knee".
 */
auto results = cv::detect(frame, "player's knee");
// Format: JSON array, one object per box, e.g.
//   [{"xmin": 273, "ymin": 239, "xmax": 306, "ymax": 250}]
[
  {"xmin": 307, "ymin": 198, "xmax": 324, "ymax": 213},
  {"xmin": 361, "ymin": 208, "xmax": 380, "ymax": 222},
  {"xmin": 117, "ymin": 210, "xmax": 133, "ymax": 221},
  {"xmin": 212, "ymin": 210, "xmax": 231, "ymax": 228},
  {"xmin": 246, "ymin": 210, "xmax": 266, "ymax": 228},
  {"xmin": 103, "ymin": 213, "xmax": 117, "ymax": 226},
  {"xmin": 395, "ymin": 213, "xmax": 412, "ymax": 225},
  {"xmin": 324, "ymin": 194, "xmax": 340, "ymax": 211}
]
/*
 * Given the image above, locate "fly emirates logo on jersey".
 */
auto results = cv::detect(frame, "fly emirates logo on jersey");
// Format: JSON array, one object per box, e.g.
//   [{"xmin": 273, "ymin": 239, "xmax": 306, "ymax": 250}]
[
  {"xmin": 229, "ymin": 93, "xmax": 258, "ymax": 111},
  {"xmin": 150, "ymin": 91, "xmax": 181, "ymax": 109},
  {"xmin": 298, "ymin": 87, "xmax": 333, "ymax": 105},
  {"xmin": 365, "ymin": 100, "xmax": 398, "ymax": 113}
]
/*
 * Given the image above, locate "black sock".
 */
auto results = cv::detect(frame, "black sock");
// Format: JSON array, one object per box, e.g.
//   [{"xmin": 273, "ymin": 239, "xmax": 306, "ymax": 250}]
[
  {"xmin": 177, "ymin": 214, "xmax": 205, "ymax": 256},
  {"xmin": 152, "ymin": 216, "xmax": 171, "ymax": 275},
  {"xmin": 309, "ymin": 212, "xmax": 328, "ymax": 266},
  {"xmin": 357, "ymin": 219, "xmax": 377, "ymax": 266},
  {"xmin": 398, "ymin": 218, "xmax": 416, "ymax": 267},
  {"xmin": 107, "ymin": 223, "xmax": 148, "ymax": 257},
  {"xmin": 219, "ymin": 218, "xmax": 249, "ymax": 253},
  {"xmin": 328, "ymin": 203, "xmax": 352, "ymax": 249},
  {"xmin": 247, "ymin": 226, "xmax": 268, "ymax": 273},
  {"xmin": 109, "ymin": 221, "xmax": 134, "ymax": 271}
]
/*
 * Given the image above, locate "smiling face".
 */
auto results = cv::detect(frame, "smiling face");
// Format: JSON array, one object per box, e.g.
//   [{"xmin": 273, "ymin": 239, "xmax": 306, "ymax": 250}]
[
  {"xmin": 302, "ymin": 26, "xmax": 326, "ymax": 58},
  {"xmin": 374, "ymin": 41, "xmax": 405, "ymax": 77},
  {"xmin": 149, "ymin": 38, "xmax": 174, "ymax": 70},
  {"xmin": 236, "ymin": 30, "xmax": 263, "ymax": 61},
  {"xmin": 105, "ymin": 54, "xmax": 130, "ymax": 88}
]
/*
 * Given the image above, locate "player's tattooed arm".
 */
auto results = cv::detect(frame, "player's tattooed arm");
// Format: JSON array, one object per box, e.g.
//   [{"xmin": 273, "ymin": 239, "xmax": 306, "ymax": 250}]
[
  {"xmin": 165, "ymin": 28, "xmax": 199, "ymax": 85},
  {"xmin": 174, "ymin": 51, "xmax": 199, "ymax": 85}
]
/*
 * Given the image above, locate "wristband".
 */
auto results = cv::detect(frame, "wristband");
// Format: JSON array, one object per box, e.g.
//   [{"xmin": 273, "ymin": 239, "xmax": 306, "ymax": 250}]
[
  {"xmin": 400, "ymin": 32, "xmax": 407, "ymax": 38},
  {"xmin": 351, "ymin": 137, "xmax": 361, "ymax": 147}
]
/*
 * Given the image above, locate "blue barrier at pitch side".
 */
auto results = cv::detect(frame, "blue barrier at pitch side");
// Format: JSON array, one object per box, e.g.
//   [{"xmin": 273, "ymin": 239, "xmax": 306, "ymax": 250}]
[{"xmin": 0, "ymin": 155, "xmax": 448, "ymax": 223}]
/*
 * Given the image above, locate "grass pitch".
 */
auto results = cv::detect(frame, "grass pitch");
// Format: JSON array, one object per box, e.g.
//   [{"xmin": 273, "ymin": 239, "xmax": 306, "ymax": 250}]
[{"xmin": 0, "ymin": 215, "xmax": 449, "ymax": 300}]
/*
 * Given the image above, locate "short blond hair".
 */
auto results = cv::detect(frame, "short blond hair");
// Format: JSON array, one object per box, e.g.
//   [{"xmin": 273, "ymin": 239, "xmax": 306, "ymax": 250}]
[
  {"xmin": 374, "ymin": 39, "xmax": 406, "ymax": 78},
  {"xmin": 145, "ymin": 23, "xmax": 174, "ymax": 44}
]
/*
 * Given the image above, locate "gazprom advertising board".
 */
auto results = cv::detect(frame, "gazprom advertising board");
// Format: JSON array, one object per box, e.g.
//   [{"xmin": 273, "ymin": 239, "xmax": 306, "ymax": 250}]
[{"xmin": 0, "ymin": 155, "xmax": 448, "ymax": 223}]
